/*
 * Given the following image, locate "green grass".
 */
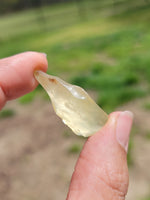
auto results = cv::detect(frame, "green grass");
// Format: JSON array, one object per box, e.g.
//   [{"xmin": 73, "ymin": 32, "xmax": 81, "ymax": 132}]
[
  {"xmin": 0, "ymin": 1, "xmax": 150, "ymax": 108},
  {"xmin": 127, "ymin": 136, "xmax": 134, "ymax": 166},
  {"xmin": 145, "ymin": 131, "xmax": 150, "ymax": 139},
  {"xmin": 63, "ymin": 130, "xmax": 71, "ymax": 138},
  {"xmin": 143, "ymin": 102, "xmax": 150, "ymax": 110},
  {"xmin": 19, "ymin": 91, "xmax": 37, "ymax": 104},
  {"xmin": 0, "ymin": 109, "xmax": 15, "ymax": 119},
  {"xmin": 68, "ymin": 143, "xmax": 82, "ymax": 154},
  {"xmin": 141, "ymin": 196, "xmax": 150, "ymax": 200},
  {"xmin": 127, "ymin": 126, "xmax": 138, "ymax": 166}
]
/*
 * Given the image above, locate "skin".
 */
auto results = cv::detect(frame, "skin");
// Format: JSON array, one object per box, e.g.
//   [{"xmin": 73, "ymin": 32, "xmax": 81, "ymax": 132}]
[{"xmin": 0, "ymin": 52, "xmax": 133, "ymax": 200}]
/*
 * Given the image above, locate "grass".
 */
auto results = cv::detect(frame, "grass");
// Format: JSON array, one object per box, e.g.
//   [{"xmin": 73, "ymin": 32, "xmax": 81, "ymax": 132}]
[
  {"xmin": 141, "ymin": 197, "xmax": 150, "ymax": 200},
  {"xmin": 127, "ymin": 126, "xmax": 139, "ymax": 166},
  {"xmin": 19, "ymin": 90, "xmax": 37, "ymax": 104},
  {"xmin": 0, "ymin": 3, "xmax": 149, "ymax": 109},
  {"xmin": 63, "ymin": 130, "xmax": 71, "ymax": 138},
  {"xmin": 0, "ymin": 5, "xmax": 150, "ymax": 119},
  {"xmin": 68, "ymin": 143, "xmax": 82, "ymax": 154},
  {"xmin": 143, "ymin": 102, "xmax": 150, "ymax": 110},
  {"xmin": 127, "ymin": 136, "xmax": 133, "ymax": 166},
  {"xmin": 145, "ymin": 131, "xmax": 150, "ymax": 139},
  {"xmin": 0, "ymin": 109, "xmax": 15, "ymax": 119}
]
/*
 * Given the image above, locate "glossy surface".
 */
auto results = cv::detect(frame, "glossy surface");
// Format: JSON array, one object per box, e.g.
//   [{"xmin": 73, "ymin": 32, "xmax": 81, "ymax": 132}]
[{"xmin": 34, "ymin": 71, "xmax": 108, "ymax": 137}]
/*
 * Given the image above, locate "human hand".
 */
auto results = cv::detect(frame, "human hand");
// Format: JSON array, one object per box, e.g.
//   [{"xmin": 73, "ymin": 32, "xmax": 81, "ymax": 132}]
[
  {"xmin": 0, "ymin": 51, "xmax": 48, "ymax": 110},
  {"xmin": 0, "ymin": 52, "xmax": 133, "ymax": 200},
  {"xmin": 67, "ymin": 111, "xmax": 133, "ymax": 200}
]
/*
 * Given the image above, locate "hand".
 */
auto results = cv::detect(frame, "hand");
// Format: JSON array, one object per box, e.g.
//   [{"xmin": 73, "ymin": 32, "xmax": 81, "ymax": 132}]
[
  {"xmin": 0, "ymin": 52, "xmax": 133, "ymax": 200},
  {"xmin": 0, "ymin": 51, "xmax": 48, "ymax": 109},
  {"xmin": 67, "ymin": 111, "xmax": 133, "ymax": 200}
]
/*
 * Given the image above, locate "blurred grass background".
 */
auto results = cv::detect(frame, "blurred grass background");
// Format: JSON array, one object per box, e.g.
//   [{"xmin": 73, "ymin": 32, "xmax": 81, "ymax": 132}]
[
  {"xmin": 1, "ymin": 0, "xmax": 150, "ymax": 199},
  {"xmin": 1, "ymin": 0, "xmax": 150, "ymax": 167},
  {"xmin": 1, "ymin": 0, "xmax": 150, "ymax": 112}
]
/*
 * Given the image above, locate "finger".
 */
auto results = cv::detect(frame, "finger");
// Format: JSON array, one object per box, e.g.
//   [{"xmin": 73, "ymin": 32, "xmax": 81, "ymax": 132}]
[
  {"xmin": 67, "ymin": 111, "xmax": 133, "ymax": 200},
  {"xmin": 0, "ymin": 51, "xmax": 48, "ymax": 109}
]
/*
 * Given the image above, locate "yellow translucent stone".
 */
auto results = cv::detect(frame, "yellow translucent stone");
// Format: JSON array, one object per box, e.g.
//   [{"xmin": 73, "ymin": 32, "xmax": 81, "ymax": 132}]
[{"xmin": 34, "ymin": 71, "xmax": 108, "ymax": 137}]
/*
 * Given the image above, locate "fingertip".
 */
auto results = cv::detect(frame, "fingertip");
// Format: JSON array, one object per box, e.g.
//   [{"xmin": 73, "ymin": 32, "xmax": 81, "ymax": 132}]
[
  {"xmin": 108, "ymin": 111, "xmax": 121, "ymax": 123},
  {"xmin": 15, "ymin": 51, "xmax": 48, "ymax": 90},
  {"xmin": 90, "ymin": 111, "xmax": 132, "ymax": 146},
  {"xmin": 0, "ymin": 51, "xmax": 48, "ymax": 101},
  {"xmin": 22, "ymin": 51, "xmax": 48, "ymax": 73},
  {"xmin": 25, "ymin": 51, "xmax": 48, "ymax": 88},
  {"xmin": 102, "ymin": 111, "xmax": 121, "ymax": 131},
  {"xmin": 116, "ymin": 111, "xmax": 133, "ymax": 152},
  {"xmin": 89, "ymin": 111, "xmax": 121, "ymax": 140}
]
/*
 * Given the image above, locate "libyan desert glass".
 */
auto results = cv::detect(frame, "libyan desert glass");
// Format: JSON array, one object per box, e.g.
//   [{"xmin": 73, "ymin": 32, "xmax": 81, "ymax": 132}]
[{"xmin": 34, "ymin": 71, "xmax": 108, "ymax": 137}]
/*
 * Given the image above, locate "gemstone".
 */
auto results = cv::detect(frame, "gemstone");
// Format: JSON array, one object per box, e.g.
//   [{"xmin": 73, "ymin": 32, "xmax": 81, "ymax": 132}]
[{"xmin": 34, "ymin": 71, "xmax": 108, "ymax": 137}]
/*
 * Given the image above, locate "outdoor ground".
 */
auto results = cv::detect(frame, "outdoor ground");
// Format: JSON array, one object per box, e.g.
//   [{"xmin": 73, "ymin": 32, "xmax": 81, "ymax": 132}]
[{"xmin": 0, "ymin": 96, "xmax": 150, "ymax": 200}]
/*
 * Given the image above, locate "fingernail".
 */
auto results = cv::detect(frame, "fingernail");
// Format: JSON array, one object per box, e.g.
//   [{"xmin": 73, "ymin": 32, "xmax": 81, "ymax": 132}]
[
  {"xmin": 116, "ymin": 111, "xmax": 133, "ymax": 152},
  {"xmin": 41, "ymin": 52, "xmax": 47, "ymax": 57}
]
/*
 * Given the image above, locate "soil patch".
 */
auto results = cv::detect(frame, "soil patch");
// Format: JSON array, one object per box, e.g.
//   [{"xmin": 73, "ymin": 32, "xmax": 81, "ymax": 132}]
[{"xmin": 0, "ymin": 96, "xmax": 150, "ymax": 200}]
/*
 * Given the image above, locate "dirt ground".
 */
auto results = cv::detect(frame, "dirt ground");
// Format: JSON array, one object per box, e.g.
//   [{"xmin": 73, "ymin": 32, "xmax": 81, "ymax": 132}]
[{"xmin": 0, "ymin": 96, "xmax": 150, "ymax": 200}]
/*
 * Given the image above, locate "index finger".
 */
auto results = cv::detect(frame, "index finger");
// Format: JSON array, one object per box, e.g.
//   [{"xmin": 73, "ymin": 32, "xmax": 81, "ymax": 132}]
[{"xmin": 0, "ymin": 51, "xmax": 48, "ymax": 109}]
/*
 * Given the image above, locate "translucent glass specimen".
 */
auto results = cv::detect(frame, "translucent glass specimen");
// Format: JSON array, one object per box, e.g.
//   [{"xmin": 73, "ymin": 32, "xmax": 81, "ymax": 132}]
[{"xmin": 34, "ymin": 71, "xmax": 108, "ymax": 137}]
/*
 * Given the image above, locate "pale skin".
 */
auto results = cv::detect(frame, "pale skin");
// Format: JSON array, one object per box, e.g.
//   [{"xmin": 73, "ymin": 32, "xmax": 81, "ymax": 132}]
[{"xmin": 0, "ymin": 52, "xmax": 133, "ymax": 200}]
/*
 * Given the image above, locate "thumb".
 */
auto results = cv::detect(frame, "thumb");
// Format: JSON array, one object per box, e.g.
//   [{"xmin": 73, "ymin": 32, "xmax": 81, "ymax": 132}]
[{"xmin": 67, "ymin": 111, "xmax": 133, "ymax": 200}]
